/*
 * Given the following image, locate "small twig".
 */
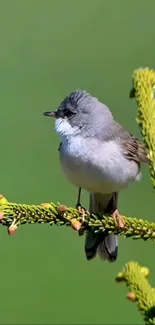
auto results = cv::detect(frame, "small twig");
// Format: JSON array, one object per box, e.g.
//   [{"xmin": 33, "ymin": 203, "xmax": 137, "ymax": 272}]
[{"xmin": 116, "ymin": 262, "xmax": 155, "ymax": 325}]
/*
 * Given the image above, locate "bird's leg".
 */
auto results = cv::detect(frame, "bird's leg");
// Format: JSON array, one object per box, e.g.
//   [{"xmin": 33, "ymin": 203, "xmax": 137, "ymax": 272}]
[
  {"xmin": 76, "ymin": 187, "xmax": 89, "ymax": 222},
  {"xmin": 76, "ymin": 187, "xmax": 82, "ymax": 210},
  {"xmin": 71, "ymin": 188, "xmax": 85, "ymax": 233},
  {"xmin": 112, "ymin": 209, "xmax": 125, "ymax": 228}
]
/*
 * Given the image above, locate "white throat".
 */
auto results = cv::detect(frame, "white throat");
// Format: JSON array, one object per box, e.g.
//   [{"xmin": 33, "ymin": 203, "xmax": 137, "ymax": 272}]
[{"xmin": 55, "ymin": 117, "xmax": 79, "ymax": 139}]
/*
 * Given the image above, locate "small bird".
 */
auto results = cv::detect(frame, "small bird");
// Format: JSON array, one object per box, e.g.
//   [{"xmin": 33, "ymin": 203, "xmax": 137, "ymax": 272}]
[{"xmin": 44, "ymin": 90, "xmax": 149, "ymax": 262}]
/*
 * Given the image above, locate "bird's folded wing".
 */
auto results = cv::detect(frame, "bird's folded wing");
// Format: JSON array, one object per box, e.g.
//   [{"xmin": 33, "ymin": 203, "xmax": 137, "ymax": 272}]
[{"xmin": 120, "ymin": 133, "xmax": 150, "ymax": 164}]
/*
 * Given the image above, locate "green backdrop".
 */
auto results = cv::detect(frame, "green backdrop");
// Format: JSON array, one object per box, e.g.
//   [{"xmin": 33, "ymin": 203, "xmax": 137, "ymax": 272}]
[{"xmin": 0, "ymin": 0, "xmax": 154, "ymax": 323}]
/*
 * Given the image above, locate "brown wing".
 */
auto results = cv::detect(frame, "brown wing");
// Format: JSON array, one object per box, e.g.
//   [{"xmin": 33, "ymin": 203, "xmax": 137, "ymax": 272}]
[{"xmin": 121, "ymin": 133, "xmax": 150, "ymax": 164}]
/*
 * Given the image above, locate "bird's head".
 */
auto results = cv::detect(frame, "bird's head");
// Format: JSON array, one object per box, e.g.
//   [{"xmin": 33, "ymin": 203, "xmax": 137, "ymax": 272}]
[{"xmin": 43, "ymin": 90, "xmax": 113, "ymax": 139}]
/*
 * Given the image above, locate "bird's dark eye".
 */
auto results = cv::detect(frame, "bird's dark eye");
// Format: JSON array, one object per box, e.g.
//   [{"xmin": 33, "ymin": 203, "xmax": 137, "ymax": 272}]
[
  {"xmin": 64, "ymin": 108, "xmax": 75, "ymax": 118},
  {"xmin": 55, "ymin": 108, "xmax": 75, "ymax": 118}
]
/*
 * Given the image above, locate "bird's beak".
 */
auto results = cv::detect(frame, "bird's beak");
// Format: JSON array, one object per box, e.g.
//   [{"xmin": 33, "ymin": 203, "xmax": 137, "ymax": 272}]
[{"xmin": 43, "ymin": 111, "xmax": 57, "ymax": 118}]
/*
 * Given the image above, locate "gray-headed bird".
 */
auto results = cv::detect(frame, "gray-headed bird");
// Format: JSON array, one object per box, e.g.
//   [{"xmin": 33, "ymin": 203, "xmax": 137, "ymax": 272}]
[{"xmin": 44, "ymin": 90, "xmax": 149, "ymax": 262}]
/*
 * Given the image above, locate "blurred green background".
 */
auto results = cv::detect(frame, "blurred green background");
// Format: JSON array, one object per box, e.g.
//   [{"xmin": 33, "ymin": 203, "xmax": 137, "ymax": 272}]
[{"xmin": 0, "ymin": 0, "xmax": 155, "ymax": 323}]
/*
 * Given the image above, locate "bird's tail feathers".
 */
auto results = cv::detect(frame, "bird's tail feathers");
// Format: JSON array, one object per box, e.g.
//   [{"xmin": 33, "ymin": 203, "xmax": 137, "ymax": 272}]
[{"xmin": 85, "ymin": 192, "xmax": 118, "ymax": 262}]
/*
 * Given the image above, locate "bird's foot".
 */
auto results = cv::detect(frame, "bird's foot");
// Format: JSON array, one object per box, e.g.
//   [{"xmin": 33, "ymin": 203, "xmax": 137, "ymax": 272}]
[
  {"xmin": 76, "ymin": 203, "xmax": 89, "ymax": 222},
  {"xmin": 75, "ymin": 203, "xmax": 89, "ymax": 235},
  {"xmin": 112, "ymin": 209, "xmax": 125, "ymax": 228}
]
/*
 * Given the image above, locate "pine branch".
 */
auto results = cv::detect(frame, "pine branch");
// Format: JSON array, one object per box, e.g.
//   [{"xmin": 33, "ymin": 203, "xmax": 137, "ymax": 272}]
[
  {"xmin": 130, "ymin": 67, "xmax": 155, "ymax": 187},
  {"xmin": 114, "ymin": 67, "xmax": 155, "ymax": 325},
  {"xmin": 0, "ymin": 194, "xmax": 154, "ymax": 238},
  {"xmin": 116, "ymin": 262, "xmax": 155, "ymax": 325}
]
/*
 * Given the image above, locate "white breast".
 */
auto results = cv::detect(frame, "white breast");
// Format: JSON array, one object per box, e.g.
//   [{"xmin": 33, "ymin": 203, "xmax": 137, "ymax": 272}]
[{"xmin": 59, "ymin": 135, "xmax": 140, "ymax": 194}]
